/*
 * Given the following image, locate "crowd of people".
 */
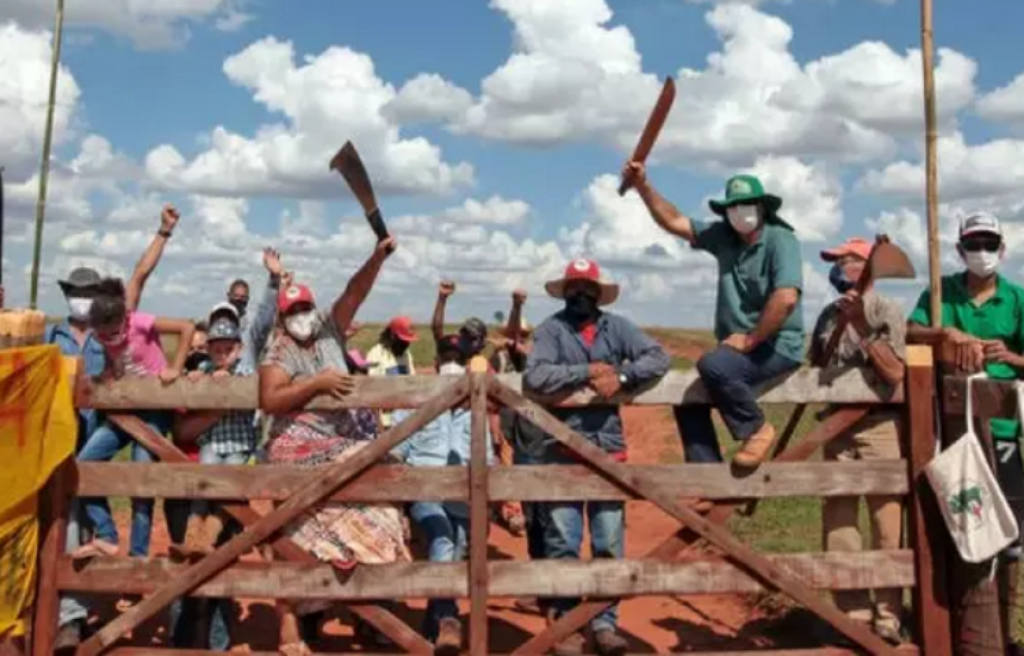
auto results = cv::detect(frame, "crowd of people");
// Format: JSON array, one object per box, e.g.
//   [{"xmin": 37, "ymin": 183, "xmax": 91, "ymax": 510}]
[{"xmin": 4, "ymin": 155, "xmax": 1024, "ymax": 656}]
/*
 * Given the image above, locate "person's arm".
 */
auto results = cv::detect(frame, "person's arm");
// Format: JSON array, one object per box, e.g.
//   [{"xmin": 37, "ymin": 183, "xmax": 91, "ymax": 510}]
[
  {"xmin": 433, "ymin": 281, "xmax": 455, "ymax": 342},
  {"xmin": 330, "ymin": 238, "xmax": 395, "ymax": 336},
  {"xmin": 523, "ymin": 324, "xmax": 593, "ymax": 394},
  {"xmin": 260, "ymin": 365, "xmax": 327, "ymax": 415},
  {"xmin": 248, "ymin": 248, "xmax": 283, "ymax": 359},
  {"xmin": 617, "ymin": 320, "xmax": 671, "ymax": 387},
  {"xmin": 742, "ymin": 231, "xmax": 802, "ymax": 350},
  {"xmin": 624, "ymin": 162, "xmax": 696, "ymax": 242},
  {"xmin": 840, "ymin": 296, "xmax": 906, "ymax": 387},
  {"xmin": 126, "ymin": 205, "xmax": 179, "ymax": 312},
  {"xmin": 154, "ymin": 317, "xmax": 194, "ymax": 380},
  {"xmin": 746, "ymin": 289, "xmax": 800, "ymax": 350},
  {"xmin": 173, "ymin": 411, "xmax": 228, "ymax": 445}
]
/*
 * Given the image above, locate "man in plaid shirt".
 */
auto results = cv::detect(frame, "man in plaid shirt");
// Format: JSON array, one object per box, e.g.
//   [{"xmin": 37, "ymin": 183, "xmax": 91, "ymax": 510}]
[{"xmin": 172, "ymin": 315, "xmax": 258, "ymax": 556}]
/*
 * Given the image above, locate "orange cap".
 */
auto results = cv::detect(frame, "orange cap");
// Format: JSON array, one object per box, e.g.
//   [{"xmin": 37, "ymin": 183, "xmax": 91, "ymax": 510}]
[
  {"xmin": 387, "ymin": 316, "xmax": 419, "ymax": 343},
  {"xmin": 820, "ymin": 237, "xmax": 872, "ymax": 262}
]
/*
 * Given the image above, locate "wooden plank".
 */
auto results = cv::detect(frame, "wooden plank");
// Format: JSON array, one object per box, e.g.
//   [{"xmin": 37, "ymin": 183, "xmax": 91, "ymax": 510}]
[
  {"xmin": 105, "ymin": 648, "xmax": 919, "ymax": 656},
  {"xmin": 515, "ymin": 394, "xmax": 876, "ymax": 654},
  {"xmin": 488, "ymin": 379, "xmax": 900, "ymax": 656},
  {"xmin": 74, "ymin": 459, "xmax": 910, "ymax": 502},
  {"xmin": 75, "ymin": 379, "xmax": 467, "ymax": 656},
  {"xmin": 468, "ymin": 372, "xmax": 490, "ymax": 655},
  {"xmin": 940, "ymin": 375, "xmax": 1017, "ymax": 419},
  {"xmin": 99, "ymin": 413, "xmax": 432, "ymax": 655},
  {"xmin": 31, "ymin": 457, "xmax": 74, "ymax": 656},
  {"xmin": 904, "ymin": 346, "xmax": 953, "ymax": 656},
  {"xmin": 759, "ymin": 406, "xmax": 872, "ymax": 464},
  {"xmin": 80, "ymin": 367, "xmax": 901, "ymax": 411},
  {"xmin": 57, "ymin": 551, "xmax": 916, "ymax": 599}
]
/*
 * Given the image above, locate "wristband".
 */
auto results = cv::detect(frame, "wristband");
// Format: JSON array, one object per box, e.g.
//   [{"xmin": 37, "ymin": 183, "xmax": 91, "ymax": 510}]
[{"xmin": 158, "ymin": 229, "xmax": 173, "ymax": 239}]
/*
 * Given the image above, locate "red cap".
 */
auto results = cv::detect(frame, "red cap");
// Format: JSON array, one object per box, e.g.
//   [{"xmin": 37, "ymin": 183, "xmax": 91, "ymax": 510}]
[
  {"xmin": 820, "ymin": 238, "xmax": 872, "ymax": 263},
  {"xmin": 277, "ymin": 284, "xmax": 315, "ymax": 313},
  {"xmin": 564, "ymin": 258, "xmax": 602, "ymax": 282},
  {"xmin": 388, "ymin": 316, "xmax": 419, "ymax": 343}
]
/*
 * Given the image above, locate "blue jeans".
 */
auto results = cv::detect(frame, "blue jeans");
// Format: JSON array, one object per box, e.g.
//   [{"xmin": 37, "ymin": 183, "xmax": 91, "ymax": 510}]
[
  {"xmin": 408, "ymin": 501, "xmax": 467, "ymax": 639},
  {"xmin": 544, "ymin": 501, "xmax": 624, "ymax": 632},
  {"xmin": 674, "ymin": 345, "xmax": 801, "ymax": 463},
  {"xmin": 77, "ymin": 412, "xmax": 171, "ymax": 556},
  {"xmin": 165, "ymin": 497, "xmax": 232, "ymax": 650},
  {"xmin": 58, "ymin": 502, "xmax": 89, "ymax": 627}
]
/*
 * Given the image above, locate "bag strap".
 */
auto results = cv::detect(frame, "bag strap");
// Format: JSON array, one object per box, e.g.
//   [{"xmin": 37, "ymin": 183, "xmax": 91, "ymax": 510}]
[{"xmin": 964, "ymin": 372, "xmax": 987, "ymax": 439}]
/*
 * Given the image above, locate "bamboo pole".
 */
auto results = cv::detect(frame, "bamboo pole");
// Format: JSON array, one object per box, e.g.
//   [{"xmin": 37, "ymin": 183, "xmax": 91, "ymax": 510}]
[
  {"xmin": 29, "ymin": 0, "xmax": 66, "ymax": 309},
  {"xmin": 920, "ymin": 0, "xmax": 941, "ymax": 324}
]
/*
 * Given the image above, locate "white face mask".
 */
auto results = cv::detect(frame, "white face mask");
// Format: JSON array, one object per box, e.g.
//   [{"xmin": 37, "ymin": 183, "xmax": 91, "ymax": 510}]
[
  {"xmin": 726, "ymin": 204, "xmax": 761, "ymax": 235},
  {"xmin": 438, "ymin": 361, "xmax": 465, "ymax": 376},
  {"xmin": 963, "ymin": 250, "xmax": 1001, "ymax": 278},
  {"xmin": 68, "ymin": 297, "xmax": 93, "ymax": 322},
  {"xmin": 284, "ymin": 311, "xmax": 319, "ymax": 342}
]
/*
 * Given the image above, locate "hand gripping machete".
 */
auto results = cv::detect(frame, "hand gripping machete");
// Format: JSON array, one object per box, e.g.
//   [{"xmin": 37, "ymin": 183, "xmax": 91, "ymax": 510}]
[
  {"xmin": 330, "ymin": 141, "xmax": 389, "ymax": 242},
  {"xmin": 618, "ymin": 77, "xmax": 676, "ymax": 196}
]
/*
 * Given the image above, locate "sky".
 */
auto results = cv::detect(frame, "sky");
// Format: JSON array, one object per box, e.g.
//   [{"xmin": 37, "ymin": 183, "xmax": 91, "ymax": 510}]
[{"xmin": 2, "ymin": 0, "xmax": 1024, "ymax": 329}]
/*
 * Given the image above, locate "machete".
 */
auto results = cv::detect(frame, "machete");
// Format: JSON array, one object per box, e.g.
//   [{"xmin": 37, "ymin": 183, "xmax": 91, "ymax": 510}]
[
  {"xmin": 618, "ymin": 77, "xmax": 676, "ymax": 196},
  {"xmin": 329, "ymin": 142, "xmax": 389, "ymax": 243}
]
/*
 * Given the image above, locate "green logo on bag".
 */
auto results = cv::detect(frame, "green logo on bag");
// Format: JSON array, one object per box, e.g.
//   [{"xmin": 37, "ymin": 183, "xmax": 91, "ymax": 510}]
[{"xmin": 949, "ymin": 485, "xmax": 985, "ymax": 520}]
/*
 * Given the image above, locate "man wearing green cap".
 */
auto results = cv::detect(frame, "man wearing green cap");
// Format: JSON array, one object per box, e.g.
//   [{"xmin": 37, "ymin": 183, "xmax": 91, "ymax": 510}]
[{"xmin": 623, "ymin": 162, "xmax": 804, "ymax": 467}]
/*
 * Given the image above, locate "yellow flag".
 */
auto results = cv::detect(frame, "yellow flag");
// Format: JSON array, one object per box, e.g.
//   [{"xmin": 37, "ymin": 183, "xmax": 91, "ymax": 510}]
[{"xmin": 0, "ymin": 346, "xmax": 78, "ymax": 638}]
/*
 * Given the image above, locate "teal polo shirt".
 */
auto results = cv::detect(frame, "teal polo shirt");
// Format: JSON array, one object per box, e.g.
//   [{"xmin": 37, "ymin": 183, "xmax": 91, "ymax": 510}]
[
  {"xmin": 910, "ymin": 273, "xmax": 1024, "ymax": 440},
  {"xmin": 692, "ymin": 220, "xmax": 805, "ymax": 362}
]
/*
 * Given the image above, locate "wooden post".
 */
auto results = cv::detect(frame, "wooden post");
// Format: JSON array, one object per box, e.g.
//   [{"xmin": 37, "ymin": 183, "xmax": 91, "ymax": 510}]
[
  {"xmin": 468, "ymin": 365, "xmax": 490, "ymax": 654},
  {"xmin": 31, "ymin": 457, "xmax": 74, "ymax": 656},
  {"xmin": 904, "ymin": 345, "xmax": 953, "ymax": 656},
  {"xmin": 920, "ymin": 0, "xmax": 942, "ymax": 323}
]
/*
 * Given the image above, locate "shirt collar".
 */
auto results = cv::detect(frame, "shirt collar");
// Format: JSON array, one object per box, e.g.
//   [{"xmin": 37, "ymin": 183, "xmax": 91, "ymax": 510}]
[{"xmin": 955, "ymin": 271, "xmax": 1009, "ymax": 304}]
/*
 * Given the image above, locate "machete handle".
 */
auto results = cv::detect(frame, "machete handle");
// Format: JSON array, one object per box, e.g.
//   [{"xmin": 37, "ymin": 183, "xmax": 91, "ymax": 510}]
[
  {"xmin": 365, "ymin": 207, "xmax": 389, "ymax": 243},
  {"xmin": 617, "ymin": 178, "xmax": 631, "ymax": 197}
]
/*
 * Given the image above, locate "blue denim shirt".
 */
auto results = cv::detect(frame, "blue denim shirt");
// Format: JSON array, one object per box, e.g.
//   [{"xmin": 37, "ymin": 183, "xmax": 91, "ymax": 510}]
[
  {"xmin": 524, "ymin": 310, "xmax": 670, "ymax": 454},
  {"xmin": 45, "ymin": 320, "xmax": 106, "ymax": 449},
  {"xmin": 391, "ymin": 408, "xmax": 494, "ymax": 468},
  {"xmin": 240, "ymin": 277, "xmax": 279, "ymax": 371}
]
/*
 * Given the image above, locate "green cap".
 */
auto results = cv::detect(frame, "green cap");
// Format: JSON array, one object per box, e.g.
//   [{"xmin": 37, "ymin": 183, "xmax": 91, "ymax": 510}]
[{"xmin": 708, "ymin": 174, "xmax": 783, "ymax": 216}]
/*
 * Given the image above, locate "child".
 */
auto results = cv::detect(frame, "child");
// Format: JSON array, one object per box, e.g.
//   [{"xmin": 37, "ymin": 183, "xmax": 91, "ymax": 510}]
[
  {"xmin": 391, "ymin": 336, "xmax": 492, "ymax": 655},
  {"xmin": 172, "ymin": 314, "xmax": 258, "ymax": 556},
  {"xmin": 73, "ymin": 278, "xmax": 194, "ymax": 559}
]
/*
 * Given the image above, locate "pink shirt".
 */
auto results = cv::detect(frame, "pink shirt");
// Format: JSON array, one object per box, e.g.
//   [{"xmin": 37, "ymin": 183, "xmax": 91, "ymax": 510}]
[{"xmin": 108, "ymin": 311, "xmax": 167, "ymax": 378}]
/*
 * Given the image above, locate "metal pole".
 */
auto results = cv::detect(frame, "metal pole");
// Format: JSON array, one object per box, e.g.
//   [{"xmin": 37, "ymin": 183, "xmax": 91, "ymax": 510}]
[
  {"xmin": 29, "ymin": 0, "xmax": 66, "ymax": 309},
  {"xmin": 921, "ymin": 0, "xmax": 941, "ymax": 325}
]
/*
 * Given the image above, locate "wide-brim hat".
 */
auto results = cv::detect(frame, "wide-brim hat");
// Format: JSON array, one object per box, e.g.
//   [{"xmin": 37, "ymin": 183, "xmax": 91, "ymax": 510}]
[
  {"xmin": 544, "ymin": 258, "xmax": 619, "ymax": 306},
  {"xmin": 709, "ymin": 174, "xmax": 789, "ymax": 229},
  {"xmin": 58, "ymin": 267, "xmax": 102, "ymax": 295}
]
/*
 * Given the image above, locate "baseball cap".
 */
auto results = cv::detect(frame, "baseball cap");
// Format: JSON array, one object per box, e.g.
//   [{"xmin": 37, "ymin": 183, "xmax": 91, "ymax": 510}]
[
  {"xmin": 960, "ymin": 212, "xmax": 1002, "ymax": 240},
  {"xmin": 459, "ymin": 317, "xmax": 488, "ymax": 341},
  {"xmin": 278, "ymin": 284, "xmax": 316, "ymax": 313},
  {"xmin": 387, "ymin": 316, "xmax": 419, "ymax": 343},
  {"xmin": 209, "ymin": 302, "xmax": 240, "ymax": 323},
  {"xmin": 207, "ymin": 318, "xmax": 241, "ymax": 342},
  {"xmin": 820, "ymin": 237, "xmax": 872, "ymax": 262}
]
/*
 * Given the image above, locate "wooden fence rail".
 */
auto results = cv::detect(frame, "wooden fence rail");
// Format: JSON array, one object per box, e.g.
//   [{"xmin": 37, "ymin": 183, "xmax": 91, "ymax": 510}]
[{"xmin": 26, "ymin": 349, "xmax": 956, "ymax": 656}]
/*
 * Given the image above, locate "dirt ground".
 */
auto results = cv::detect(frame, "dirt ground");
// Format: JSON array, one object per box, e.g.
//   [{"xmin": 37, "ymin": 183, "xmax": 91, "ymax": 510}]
[{"xmin": 87, "ymin": 336, "xmax": 806, "ymax": 653}]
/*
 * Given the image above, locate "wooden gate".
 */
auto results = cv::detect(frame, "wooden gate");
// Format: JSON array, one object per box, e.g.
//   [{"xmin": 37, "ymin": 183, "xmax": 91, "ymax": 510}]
[{"xmin": 29, "ymin": 345, "xmax": 952, "ymax": 655}]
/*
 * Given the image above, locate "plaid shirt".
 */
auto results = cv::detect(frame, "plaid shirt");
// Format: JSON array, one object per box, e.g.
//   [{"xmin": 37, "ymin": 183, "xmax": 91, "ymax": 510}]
[{"xmin": 197, "ymin": 361, "xmax": 258, "ymax": 456}]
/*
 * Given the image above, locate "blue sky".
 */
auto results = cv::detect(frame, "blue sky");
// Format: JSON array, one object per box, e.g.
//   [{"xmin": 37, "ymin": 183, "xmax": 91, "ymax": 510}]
[{"xmin": 3, "ymin": 0, "xmax": 1024, "ymax": 329}]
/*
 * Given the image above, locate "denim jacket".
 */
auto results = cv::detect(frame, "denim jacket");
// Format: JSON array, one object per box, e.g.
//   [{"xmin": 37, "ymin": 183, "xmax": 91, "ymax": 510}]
[
  {"xmin": 240, "ymin": 276, "xmax": 279, "ymax": 371},
  {"xmin": 46, "ymin": 320, "xmax": 106, "ymax": 450},
  {"xmin": 390, "ymin": 408, "xmax": 494, "ymax": 468},
  {"xmin": 524, "ymin": 310, "xmax": 670, "ymax": 454}
]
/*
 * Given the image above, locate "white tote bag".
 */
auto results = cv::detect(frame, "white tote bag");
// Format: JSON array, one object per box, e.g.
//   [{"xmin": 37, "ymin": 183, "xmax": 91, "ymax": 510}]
[{"xmin": 925, "ymin": 373, "xmax": 1020, "ymax": 563}]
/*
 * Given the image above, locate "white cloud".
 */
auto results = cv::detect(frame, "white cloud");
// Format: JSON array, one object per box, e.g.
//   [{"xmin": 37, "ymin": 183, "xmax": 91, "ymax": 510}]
[
  {"xmin": 977, "ymin": 72, "xmax": 1024, "ymax": 128},
  {"xmin": 440, "ymin": 196, "xmax": 531, "ymax": 226},
  {"xmin": 859, "ymin": 131, "xmax": 1024, "ymax": 202},
  {"xmin": 144, "ymin": 37, "xmax": 475, "ymax": 199},
  {"xmin": 0, "ymin": 22, "xmax": 81, "ymax": 178},
  {"xmin": 866, "ymin": 208, "xmax": 928, "ymax": 261},
  {"xmin": 440, "ymin": 1, "xmax": 976, "ymax": 168},
  {"xmin": 384, "ymin": 73, "xmax": 474, "ymax": 125},
  {"xmin": 0, "ymin": 0, "xmax": 250, "ymax": 49}
]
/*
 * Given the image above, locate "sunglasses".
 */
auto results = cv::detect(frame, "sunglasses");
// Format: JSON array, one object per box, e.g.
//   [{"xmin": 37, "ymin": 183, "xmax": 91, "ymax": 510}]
[{"xmin": 961, "ymin": 239, "xmax": 1001, "ymax": 253}]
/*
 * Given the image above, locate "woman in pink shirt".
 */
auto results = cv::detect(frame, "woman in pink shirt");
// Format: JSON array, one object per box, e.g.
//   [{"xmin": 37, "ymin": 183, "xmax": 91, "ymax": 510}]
[{"xmin": 73, "ymin": 278, "xmax": 194, "ymax": 559}]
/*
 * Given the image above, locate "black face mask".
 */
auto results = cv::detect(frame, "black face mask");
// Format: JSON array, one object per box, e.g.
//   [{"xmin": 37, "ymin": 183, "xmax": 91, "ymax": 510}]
[
  {"xmin": 565, "ymin": 293, "xmax": 599, "ymax": 321},
  {"xmin": 184, "ymin": 351, "xmax": 211, "ymax": 373},
  {"xmin": 229, "ymin": 298, "xmax": 248, "ymax": 316},
  {"xmin": 391, "ymin": 339, "xmax": 410, "ymax": 357}
]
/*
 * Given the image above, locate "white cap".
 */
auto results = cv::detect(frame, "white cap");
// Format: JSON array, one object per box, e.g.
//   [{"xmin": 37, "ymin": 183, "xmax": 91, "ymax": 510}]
[{"xmin": 960, "ymin": 212, "xmax": 1002, "ymax": 239}]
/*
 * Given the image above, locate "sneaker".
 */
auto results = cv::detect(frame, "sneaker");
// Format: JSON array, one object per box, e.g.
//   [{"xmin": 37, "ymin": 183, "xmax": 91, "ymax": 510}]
[
  {"xmin": 593, "ymin": 628, "xmax": 628, "ymax": 656},
  {"xmin": 550, "ymin": 632, "xmax": 586, "ymax": 656},
  {"xmin": 434, "ymin": 618, "xmax": 462, "ymax": 656},
  {"xmin": 733, "ymin": 422, "xmax": 778, "ymax": 468},
  {"xmin": 54, "ymin": 620, "xmax": 83, "ymax": 652},
  {"xmin": 873, "ymin": 620, "xmax": 904, "ymax": 646}
]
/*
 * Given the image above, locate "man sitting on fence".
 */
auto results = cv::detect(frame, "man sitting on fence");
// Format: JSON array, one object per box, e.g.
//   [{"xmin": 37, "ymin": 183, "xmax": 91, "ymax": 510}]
[
  {"xmin": 907, "ymin": 211, "xmax": 1024, "ymax": 650},
  {"xmin": 624, "ymin": 162, "xmax": 804, "ymax": 467},
  {"xmin": 811, "ymin": 238, "xmax": 907, "ymax": 645},
  {"xmin": 524, "ymin": 258, "xmax": 670, "ymax": 656}
]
